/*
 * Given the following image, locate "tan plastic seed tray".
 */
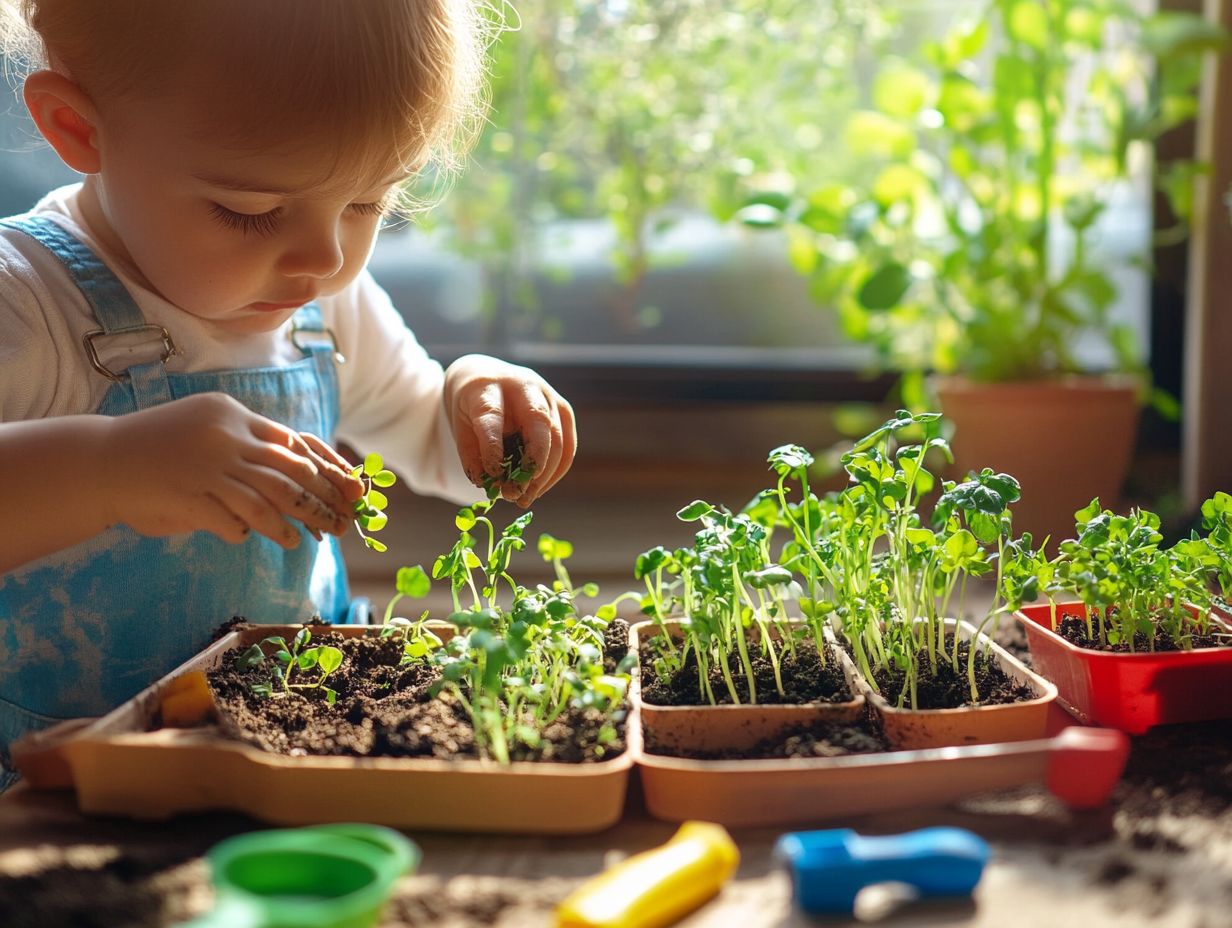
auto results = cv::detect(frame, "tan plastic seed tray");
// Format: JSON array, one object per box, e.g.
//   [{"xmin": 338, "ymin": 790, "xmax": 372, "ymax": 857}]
[{"xmin": 13, "ymin": 625, "xmax": 632, "ymax": 835}]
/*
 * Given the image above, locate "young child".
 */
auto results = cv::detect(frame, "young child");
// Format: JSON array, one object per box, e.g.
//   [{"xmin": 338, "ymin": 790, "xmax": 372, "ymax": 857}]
[{"xmin": 0, "ymin": 0, "xmax": 576, "ymax": 789}]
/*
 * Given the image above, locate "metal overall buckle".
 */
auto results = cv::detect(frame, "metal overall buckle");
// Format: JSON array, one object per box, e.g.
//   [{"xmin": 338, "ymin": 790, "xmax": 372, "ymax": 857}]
[
  {"xmin": 82, "ymin": 324, "xmax": 181, "ymax": 382},
  {"xmin": 289, "ymin": 320, "xmax": 346, "ymax": 365}
]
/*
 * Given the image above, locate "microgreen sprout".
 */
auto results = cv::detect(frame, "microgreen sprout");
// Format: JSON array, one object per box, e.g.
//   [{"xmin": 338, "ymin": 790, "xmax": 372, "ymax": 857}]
[
  {"xmin": 239, "ymin": 627, "xmax": 344, "ymax": 705},
  {"xmin": 378, "ymin": 497, "xmax": 634, "ymax": 763},
  {"xmin": 1013, "ymin": 494, "xmax": 1232, "ymax": 652},
  {"xmin": 764, "ymin": 411, "xmax": 1030, "ymax": 708},
  {"xmin": 482, "ymin": 433, "xmax": 537, "ymax": 501},
  {"xmin": 635, "ymin": 498, "xmax": 802, "ymax": 706},
  {"xmin": 352, "ymin": 452, "xmax": 397, "ymax": 553}
]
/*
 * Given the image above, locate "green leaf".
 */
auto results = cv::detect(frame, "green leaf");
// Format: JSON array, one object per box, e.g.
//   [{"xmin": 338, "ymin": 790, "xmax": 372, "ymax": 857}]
[
  {"xmin": 293, "ymin": 628, "xmax": 311, "ymax": 651},
  {"xmin": 236, "ymin": 644, "xmax": 266, "ymax": 669},
  {"xmin": 538, "ymin": 534, "xmax": 574, "ymax": 561},
  {"xmin": 365, "ymin": 538, "xmax": 388, "ymax": 553},
  {"xmin": 317, "ymin": 646, "xmax": 343, "ymax": 675},
  {"xmin": 677, "ymin": 500, "xmax": 714, "ymax": 522},
  {"xmin": 456, "ymin": 508, "xmax": 477, "ymax": 531},
  {"xmin": 857, "ymin": 262, "xmax": 912, "ymax": 311},
  {"xmin": 743, "ymin": 565, "xmax": 794, "ymax": 589},
  {"xmin": 635, "ymin": 546, "xmax": 669, "ymax": 579},
  {"xmin": 297, "ymin": 647, "xmax": 321, "ymax": 670},
  {"xmin": 372, "ymin": 469, "xmax": 397, "ymax": 488},
  {"xmin": 363, "ymin": 453, "xmax": 385, "ymax": 477},
  {"xmin": 395, "ymin": 565, "xmax": 431, "ymax": 598},
  {"xmin": 768, "ymin": 444, "xmax": 814, "ymax": 474},
  {"xmin": 365, "ymin": 490, "xmax": 389, "ymax": 511},
  {"xmin": 1075, "ymin": 498, "xmax": 1104, "ymax": 526}
]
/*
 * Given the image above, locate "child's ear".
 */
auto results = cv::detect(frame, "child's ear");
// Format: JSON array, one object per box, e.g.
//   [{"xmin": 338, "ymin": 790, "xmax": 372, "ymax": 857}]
[{"xmin": 23, "ymin": 70, "xmax": 102, "ymax": 175}]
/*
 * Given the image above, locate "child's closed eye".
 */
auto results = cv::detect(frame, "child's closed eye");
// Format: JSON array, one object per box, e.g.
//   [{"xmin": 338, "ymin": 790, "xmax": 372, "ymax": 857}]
[
  {"xmin": 208, "ymin": 200, "xmax": 392, "ymax": 236},
  {"xmin": 210, "ymin": 203, "xmax": 282, "ymax": 236}
]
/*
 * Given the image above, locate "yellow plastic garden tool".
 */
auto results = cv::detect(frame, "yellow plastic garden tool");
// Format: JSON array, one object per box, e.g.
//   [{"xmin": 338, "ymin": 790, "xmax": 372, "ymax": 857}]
[{"xmin": 555, "ymin": 821, "xmax": 740, "ymax": 928}]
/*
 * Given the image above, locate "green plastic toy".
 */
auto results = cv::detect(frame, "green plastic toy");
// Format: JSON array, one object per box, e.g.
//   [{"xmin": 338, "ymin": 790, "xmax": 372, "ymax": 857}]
[{"xmin": 181, "ymin": 823, "xmax": 420, "ymax": 928}]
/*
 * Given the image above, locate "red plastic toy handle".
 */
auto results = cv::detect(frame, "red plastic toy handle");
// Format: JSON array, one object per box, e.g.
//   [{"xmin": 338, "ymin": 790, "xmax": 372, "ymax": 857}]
[{"xmin": 1044, "ymin": 727, "xmax": 1130, "ymax": 808}]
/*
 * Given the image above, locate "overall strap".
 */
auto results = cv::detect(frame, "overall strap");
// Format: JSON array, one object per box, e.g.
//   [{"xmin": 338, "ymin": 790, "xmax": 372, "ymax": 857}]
[
  {"xmin": 1, "ymin": 215, "xmax": 177, "ymax": 408},
  {"xmin": 288, "ymin": 301, "xmax": 345, "ymax": 369}
]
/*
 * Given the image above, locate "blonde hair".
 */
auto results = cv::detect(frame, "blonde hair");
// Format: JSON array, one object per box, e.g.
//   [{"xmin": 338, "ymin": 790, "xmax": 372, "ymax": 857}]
[{"xmin": 1, "ymin": 0, "xmax": 495, "ymax": 210}]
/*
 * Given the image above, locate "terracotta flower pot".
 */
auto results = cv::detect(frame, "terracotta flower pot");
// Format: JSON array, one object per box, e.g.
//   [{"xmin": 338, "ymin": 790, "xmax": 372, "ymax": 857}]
[
  {"xmin": 12, "ymin": 624, "xmax": 631, "ymax": 835},
  {"xmin": 1017, "ymin": 602, "xmax": 1232, "ymax": 734},
  {"xmin": 933, "ymin": 375, "xmax": 1139, "ymax": 549},
  {"xmin": 848, "ymin": 619, "xmax": 1058, "ymax": 750},
  {"xmin": 629, "ymin": 620, "xmax": 864, "ymax": 755}
]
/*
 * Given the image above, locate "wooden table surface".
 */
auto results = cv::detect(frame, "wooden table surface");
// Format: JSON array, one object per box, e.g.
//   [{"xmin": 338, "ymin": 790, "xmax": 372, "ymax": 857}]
[{"xmin": 3, "ymin": 719, "xmax": 1231, "ymax": 928}]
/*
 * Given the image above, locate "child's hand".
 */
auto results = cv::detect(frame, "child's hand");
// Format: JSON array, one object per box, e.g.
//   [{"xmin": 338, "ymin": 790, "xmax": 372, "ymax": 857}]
[
  {"xmin": 102, "ymin": 393, "xmax": 364, "ymax": 548},
  {"xmin": 444, "ymin": 355, "xmax": 577, "ymax": 507}
]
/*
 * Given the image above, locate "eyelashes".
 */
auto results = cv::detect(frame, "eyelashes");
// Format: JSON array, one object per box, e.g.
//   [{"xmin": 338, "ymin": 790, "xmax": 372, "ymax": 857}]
[
  {"xmin": 209, "ymin": 199, "xmax": 390, "ymax": 236},
  {"xmin": 209, "ymin": 203, "xmax": 282, "ymax": 236}
]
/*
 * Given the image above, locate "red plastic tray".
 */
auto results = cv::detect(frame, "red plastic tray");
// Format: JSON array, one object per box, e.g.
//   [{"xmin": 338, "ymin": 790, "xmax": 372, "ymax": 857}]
[{"xmin": 1017, "ymin": 603, "xmax": 1232, "ymax": 734}]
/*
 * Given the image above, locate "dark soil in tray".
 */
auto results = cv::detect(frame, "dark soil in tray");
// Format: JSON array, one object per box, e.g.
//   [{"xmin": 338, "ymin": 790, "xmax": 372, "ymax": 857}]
[
  {"xmin": 638, "ymin": 636, "xmax": 853, "ymax": 706},
  {"xmin": 646, "ymin": 714, "xmax": 892, "ymax": 760},
  {"xmin": 869, "ymin": 640, "xmax": 1036, "ymax": 709},
  {"xmin": 205, "ymin": 620, "xmax": 630, "ymax": 764},
  {"xmin": 1054, "ymin": 613, "xmax": 1229, "ymax": 653}
]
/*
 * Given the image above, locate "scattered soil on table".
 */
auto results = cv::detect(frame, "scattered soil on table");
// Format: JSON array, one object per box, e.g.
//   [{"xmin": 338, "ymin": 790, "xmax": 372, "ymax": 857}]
[
  {"xmin": 207, "ymin": 621, "xmax": 630, "ymax": 764},
  {"xmin": 1054, "ymin": 613, "xmax": 1229, "ymax": 653},
  {"xmin": 646, "ymin": 713, "xmax": 891, "ymax": 760},
  {"xmin": 870, "ymin": 640, "xmax": 1036, "ymax": 709},
  {"xmin": 0, "ymin": 843, "xmax": 207, "ymax": 928},
  {"xmin": 638, "ymin": 635, "xmax": 853, "ymax": 706}
]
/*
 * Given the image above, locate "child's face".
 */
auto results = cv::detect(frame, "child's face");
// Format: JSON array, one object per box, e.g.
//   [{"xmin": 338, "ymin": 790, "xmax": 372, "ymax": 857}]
[{"xmin": 86, "ymin": 90, "xmax": 405, "ymax": 334}]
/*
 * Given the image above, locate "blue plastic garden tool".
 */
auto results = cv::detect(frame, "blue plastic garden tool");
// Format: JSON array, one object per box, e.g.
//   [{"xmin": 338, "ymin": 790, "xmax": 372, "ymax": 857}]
[
  {"xmin": 180, "ymin": 822, "xmax": 420, "ymax": 928},
  {"xmin": 774, "ymin": 826, "xmax": 989, "ymax": 916}
]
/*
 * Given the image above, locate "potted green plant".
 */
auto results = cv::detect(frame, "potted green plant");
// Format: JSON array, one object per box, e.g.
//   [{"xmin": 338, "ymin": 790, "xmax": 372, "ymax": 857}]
[
  {"xmin": 1014, "ymin": 492, "xmax": 1232, "ymax": 733},
  {"xmin": 745, "ymin": 2, "xmax": 1228, "ymax": 545},
  {"xmin": 767, "ymin": 411, "xmax": 1057, "ymax": 748}
]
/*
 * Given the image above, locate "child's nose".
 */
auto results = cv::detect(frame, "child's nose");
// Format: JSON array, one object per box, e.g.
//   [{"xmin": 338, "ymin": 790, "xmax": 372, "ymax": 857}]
[{"xmin": 278, "ymin": 223, "xmax": 345, "ymax": 279}]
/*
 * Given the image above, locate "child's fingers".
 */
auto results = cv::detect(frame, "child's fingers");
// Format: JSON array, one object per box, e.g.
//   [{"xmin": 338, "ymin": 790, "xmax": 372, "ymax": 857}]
[
  {"xmin": 516, "ymin": 395, "xmax": 576, "ymax": 506},
  {"xmin": 454, "ymin": 382, "xmax": 508, "ymax": 484},
  {"xmin": 194, "ymin": 492, "xmax": 253, "ymax": 545},
  {"xmin": 218, "ymin": 474, "xmax": 304, "ymax": 549},
  {"xmin": 298, "ymin": 432, "xmax": 365, "ymax": 502},
  {"xmin": 243, "ymin": 434, "xmax": 353, "ymax": 524},
  {"xmin": 230, "ymin": 458, "xmax": 350, "ymax": 538}
]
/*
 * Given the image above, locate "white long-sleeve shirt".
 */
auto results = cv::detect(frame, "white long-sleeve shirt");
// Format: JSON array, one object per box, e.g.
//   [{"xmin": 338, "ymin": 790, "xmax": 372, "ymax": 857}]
[{"xmin": 0, "ymin": 184, "xmax": 477, "ymax": 504}]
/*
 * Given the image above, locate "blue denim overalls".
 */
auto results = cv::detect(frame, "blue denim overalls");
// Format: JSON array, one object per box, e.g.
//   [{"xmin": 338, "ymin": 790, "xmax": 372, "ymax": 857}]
[{"xmin": 0, "ymin": 216, "xmax": 363, "ymax": 790}]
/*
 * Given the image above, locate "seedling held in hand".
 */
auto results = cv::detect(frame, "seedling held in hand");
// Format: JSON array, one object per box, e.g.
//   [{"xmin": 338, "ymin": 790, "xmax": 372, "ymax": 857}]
[
  {"xmin": 352, "ymin": 452, "xmax": 397, "ymax": 552},
  {"xmin": 482, "ymin": 433, "xmax": 536, "ymax": 501}
]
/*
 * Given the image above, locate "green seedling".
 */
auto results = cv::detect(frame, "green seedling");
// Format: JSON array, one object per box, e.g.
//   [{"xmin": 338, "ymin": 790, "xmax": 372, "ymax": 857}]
[
  {"xmin": 481, "ymin": 433, "xmax": 537, "ymax": 501},
  {"xmin": 352, "ymin": 452, "xmax": 397, "ymax": 553},
  {"xmin": 1018, "ymin": 494, "xmax": 1232, "ymax": 652},
  {"xmin": 239, "ymin": 627, "xmax": 344, "ymax": 705},
  {"xmin": 761, "ymin": 411, "xmax": 1030, "ymax": 708},
  {"xmin": 377, "ymin": 495, "xmax": 634, "ymax": 763},
  {"xmin": 635, "ymin": 498, "xmax": 801, "ymax": 706}
]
